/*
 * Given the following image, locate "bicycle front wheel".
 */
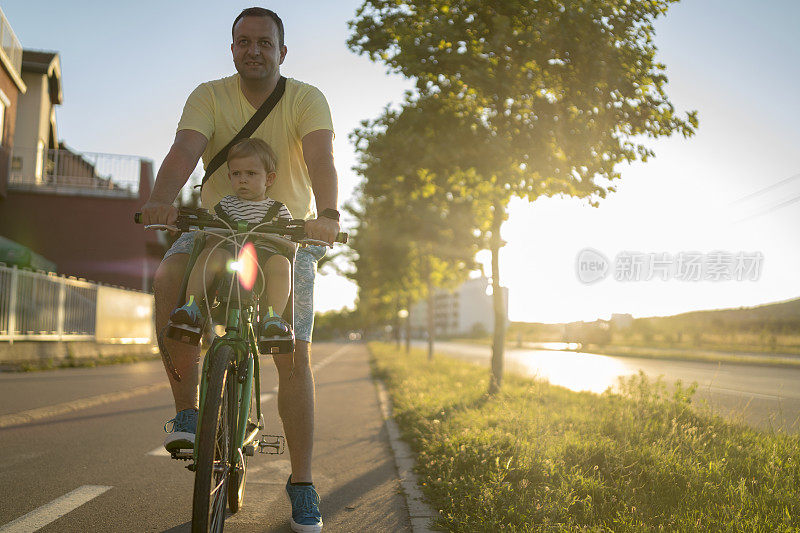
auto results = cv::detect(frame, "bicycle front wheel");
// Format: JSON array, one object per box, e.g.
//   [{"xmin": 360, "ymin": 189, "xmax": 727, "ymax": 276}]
[
  {"xmin": 192, "ymin": 344, "xmax": 234, "ymax": 532},
  {"xmin": 227, "ymin": 369, "xmax": 250, "ymax": 514}
]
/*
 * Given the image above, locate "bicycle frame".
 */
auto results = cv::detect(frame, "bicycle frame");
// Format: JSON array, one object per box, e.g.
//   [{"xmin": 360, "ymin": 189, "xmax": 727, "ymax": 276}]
[
  {"xmin": 135, "ymin": 207, "xmax": 346, "ymax": 528},
  {"xmin": 179, "ymin": 229, "xmax": 297, "ymax": 465}
]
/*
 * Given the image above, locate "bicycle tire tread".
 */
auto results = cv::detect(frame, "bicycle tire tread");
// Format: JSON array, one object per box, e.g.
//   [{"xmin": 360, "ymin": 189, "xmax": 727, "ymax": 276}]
[{"xmin": 191, "ymin": 345, "xmax": 234, "ymax": 532}]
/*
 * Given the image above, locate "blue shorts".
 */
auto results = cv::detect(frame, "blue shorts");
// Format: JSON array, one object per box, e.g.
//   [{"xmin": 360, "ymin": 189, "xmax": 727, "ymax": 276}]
[{"xmin": 163, "ymin": 231, "xmax": 326, "ymax": 342}]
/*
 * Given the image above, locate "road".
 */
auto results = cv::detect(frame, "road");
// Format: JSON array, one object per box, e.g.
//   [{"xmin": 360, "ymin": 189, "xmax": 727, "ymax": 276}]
[
  {"xmin": 417, "ymin": 341, "xmax": 800, "ymax": 434},
  {"xmin": 3, "ymin": 339, "xmax": 797, "ymax": 531},
  {"xmin": 0, "ymin": 343, "xmax": 410, "ymax": 532}
]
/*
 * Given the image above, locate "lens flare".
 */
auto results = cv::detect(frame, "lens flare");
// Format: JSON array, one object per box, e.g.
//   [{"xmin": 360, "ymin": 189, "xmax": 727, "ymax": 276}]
[{"xmin": 237, "ymin": 242, "xmax": 258, "ymax": 291}]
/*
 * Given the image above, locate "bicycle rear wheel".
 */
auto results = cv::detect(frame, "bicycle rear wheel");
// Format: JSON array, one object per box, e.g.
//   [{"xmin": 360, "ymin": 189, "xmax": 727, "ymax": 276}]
[{"xmin": 192, "ymin": 345, "xmax": 234, "ymax": 532}]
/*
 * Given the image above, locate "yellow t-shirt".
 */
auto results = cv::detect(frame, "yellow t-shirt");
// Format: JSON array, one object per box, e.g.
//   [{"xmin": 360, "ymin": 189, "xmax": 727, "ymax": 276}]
[{"xmin": 176, "ymin": 74, "xmax": 333, "ymax": 220}]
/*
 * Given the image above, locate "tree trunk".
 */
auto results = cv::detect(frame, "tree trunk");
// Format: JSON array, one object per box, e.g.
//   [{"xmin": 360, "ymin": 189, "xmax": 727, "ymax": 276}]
[
  {"xmin": 426, "ymin": 274, "xmax": 435, "ymax": 361},
  {"xmin": 489, "ymin": 199, "xmax": 507, "ymax": 394}
]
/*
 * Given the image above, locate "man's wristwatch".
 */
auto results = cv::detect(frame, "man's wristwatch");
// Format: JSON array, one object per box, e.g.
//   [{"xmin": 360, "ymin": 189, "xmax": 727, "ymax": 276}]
[{"xmin": 320, "ymin": 208, "xmax": 340, "ymax": 222}]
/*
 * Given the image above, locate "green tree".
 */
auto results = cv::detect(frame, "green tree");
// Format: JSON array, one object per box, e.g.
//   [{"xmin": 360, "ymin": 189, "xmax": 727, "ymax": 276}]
[
  {"xmin": 349, "ymin": 0, "xmax": 697, "ymax": 392},
  {"xmin": 345, "ymin": 192, "xmax": 420, "ymax": 340},
  {"xmin": 349, "ymin": 96, "xmax": 484, "ymax": 359},
  {"xmin": 314, "ymin": 307, "xmax": 361, "ymax": 341}
]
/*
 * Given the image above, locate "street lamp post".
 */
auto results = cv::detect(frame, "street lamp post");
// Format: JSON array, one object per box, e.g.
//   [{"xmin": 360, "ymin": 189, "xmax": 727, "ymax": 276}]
[{"xmin": 398, "ymin": 308, "xmax": 409, "ymax": 352}]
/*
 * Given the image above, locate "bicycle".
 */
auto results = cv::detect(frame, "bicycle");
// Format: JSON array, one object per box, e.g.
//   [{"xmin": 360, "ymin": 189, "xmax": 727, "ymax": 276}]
[{"xmin": 135, "ymin": 207, "xmax": 347, "ymax": 532}]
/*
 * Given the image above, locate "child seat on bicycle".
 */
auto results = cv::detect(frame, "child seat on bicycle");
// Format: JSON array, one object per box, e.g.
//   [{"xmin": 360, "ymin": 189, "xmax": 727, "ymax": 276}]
[{"xmin": 166, "ymin": 138, "xmax": 296, "ymax": 354}]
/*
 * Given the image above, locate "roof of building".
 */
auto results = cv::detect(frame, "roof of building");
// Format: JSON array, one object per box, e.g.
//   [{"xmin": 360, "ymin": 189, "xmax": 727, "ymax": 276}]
[
  {"xmin": 21, "ymin": 50, "xmax": 58, "ymax": 72},
  {"xmin": 21, "ymin": 49, "xmax": 62, "ymax": 105}
]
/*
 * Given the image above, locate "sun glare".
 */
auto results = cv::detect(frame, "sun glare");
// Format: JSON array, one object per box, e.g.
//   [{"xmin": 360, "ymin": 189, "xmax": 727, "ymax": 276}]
[
  {"xmin": 509, "ymin": 349, "xmax": 634, "ymax": 394},
  {"xmin": 235, "ymin": 242, "xmax": 258, "ymax": 291}
]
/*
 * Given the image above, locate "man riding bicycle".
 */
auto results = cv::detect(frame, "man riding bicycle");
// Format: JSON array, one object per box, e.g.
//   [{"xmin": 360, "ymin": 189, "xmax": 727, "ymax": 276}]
[{"xmin": 140, "ymin": 8, "xmax": 339, "ymax": 532}]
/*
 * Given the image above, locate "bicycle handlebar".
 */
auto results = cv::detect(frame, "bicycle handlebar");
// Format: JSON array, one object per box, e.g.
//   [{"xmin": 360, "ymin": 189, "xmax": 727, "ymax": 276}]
[{"xmin": 134, "ymin": 209, "xmax": 348, "ymax": 244}]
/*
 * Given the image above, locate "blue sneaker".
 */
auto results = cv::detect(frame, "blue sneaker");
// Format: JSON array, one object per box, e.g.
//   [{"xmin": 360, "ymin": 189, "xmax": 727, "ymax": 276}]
[
  {"xmin": 163, "ymin": 408, "xmax": 198, "ymax": 453},
  {"xmin": 170, "ymin": 296, "xmax": 203, "ymax": 327},
  {"xmin": 258, "ymin": 307, "xmax": 295, "ymax": 355},
  {"xmin": 285, "ymin": 475, "xmax": 323, "ymax": 532}
]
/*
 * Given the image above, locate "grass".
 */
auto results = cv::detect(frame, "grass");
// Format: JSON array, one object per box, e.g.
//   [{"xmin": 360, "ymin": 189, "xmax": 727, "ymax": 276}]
[
  {"xmin": 1, "ymin": 352, "xmax": 160, "ymax": 372},
  {"xmin": 369, "ymin": 342, "xmax": 800, "ymax": 532}
]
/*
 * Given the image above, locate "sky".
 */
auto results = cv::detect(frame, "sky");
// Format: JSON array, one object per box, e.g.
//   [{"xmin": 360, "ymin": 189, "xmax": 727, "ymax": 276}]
[{"xmin": 2, "ymin": 0, "xmax": 798, "ymax": 323}]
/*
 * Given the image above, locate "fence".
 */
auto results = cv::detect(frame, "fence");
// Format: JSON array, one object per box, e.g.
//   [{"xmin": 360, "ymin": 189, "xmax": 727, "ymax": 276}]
[
  {"xmin": 0, "ymin": 263, "xmax": 153, "ymax": 344},
  {"xmin": 8, "ymin": 146, "xmax": 142, "ymax": 198},
  {"xmin": 0, "ymin": 7, "xmax": 23, "ymax": 78}
]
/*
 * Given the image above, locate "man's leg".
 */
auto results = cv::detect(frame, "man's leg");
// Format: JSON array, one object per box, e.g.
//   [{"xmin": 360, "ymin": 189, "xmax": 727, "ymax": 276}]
[
  {"xmin": 153, "ymin": 253, "xmax": 201, "ymax": 412},
  {"xmin": 276, "ymin": 245, "xmax": 326, "ymax": 483},
  {"xmin": 274, "ymin": 341, "xmax": 315, "ymax": 482},
  {"xmin": 275, "ymin": 245, "xmax": 326, "ymax": 531}
]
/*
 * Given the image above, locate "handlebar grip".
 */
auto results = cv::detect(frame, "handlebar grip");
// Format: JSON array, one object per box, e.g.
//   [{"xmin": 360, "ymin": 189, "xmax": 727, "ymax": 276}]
[
  {"xmin": 336, "ymin": 232, "xmax": 348, "ymax": 244},
  {"xmin": 134, "ymin": 212, "xmax": 142, "ymax": 224}
]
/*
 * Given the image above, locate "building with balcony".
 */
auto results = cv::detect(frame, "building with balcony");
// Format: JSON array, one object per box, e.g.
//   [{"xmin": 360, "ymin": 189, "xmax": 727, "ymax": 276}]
[
  {"xmin": 0, "ymin": 6, "xmax": 26, "ymax": 198},
  {"xmin": 0, "ymin": 39, "xmax": 164, "ymax": 290},
  {"xmin": 10, "ymin": 49, "xmax": 61, "ymax": 187},
  {"xmin": 409, "ymin": 275, "xmax": 509, "ymax": 338}
]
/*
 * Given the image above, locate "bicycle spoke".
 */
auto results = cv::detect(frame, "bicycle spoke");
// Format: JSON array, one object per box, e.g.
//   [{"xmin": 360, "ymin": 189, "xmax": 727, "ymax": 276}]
[
  {"xmin": 211, "ymin": 495, "xmax": 225, "ymax": 531},
  {"xmin": 210, "ymin": 476, "xmax": 225, "ymax": 497}
]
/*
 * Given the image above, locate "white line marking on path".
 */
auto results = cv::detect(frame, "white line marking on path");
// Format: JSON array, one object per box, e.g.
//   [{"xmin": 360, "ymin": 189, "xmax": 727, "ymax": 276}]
[
  {"xmin": 0, "ymin": 383, "xmax": 170, "ymax": 429},
  {"xmin": 312, "ymin": 344, "xmax": 350, "ymax": 372},
  {"xmin": 711, "ymin": 386, "xmax": 783, "ymax": 401},
  {"xmin": 258, "ymin": 344, "xmax": 350, "ymax": 405},
  {"xmin": 146, "ymin": 345, "xmax": 351, "ymax": 457},
  {"xmin": 260, "ymin": 389, "xmax": 277, "ymax": 405},
  {"xmin": 0, "ymin": 485, "xmax": 112, "ymax": 533}
]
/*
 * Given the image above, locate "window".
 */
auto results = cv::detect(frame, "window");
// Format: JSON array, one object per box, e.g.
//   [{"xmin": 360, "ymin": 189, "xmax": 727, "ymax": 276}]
[
  {"xmin": 0, "ymin": 88, "xmax": 8, "ymax": 147},
  {"xmin": 35, "ymin": 140, "xmax": 44, "ymax": 182}
]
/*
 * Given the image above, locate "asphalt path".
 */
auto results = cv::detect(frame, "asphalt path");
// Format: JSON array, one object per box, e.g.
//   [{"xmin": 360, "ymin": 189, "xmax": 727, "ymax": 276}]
[
  {"xmin": 0, "ymin": 343, "xmax": 409, "ymax": 532},
  {"xmin": 417, "ymin": 341, "xmax": 800, "ymax": 434}
]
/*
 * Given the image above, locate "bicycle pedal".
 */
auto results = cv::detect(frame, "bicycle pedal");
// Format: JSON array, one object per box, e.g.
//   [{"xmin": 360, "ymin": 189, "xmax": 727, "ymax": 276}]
[
  {"xmin": 257, "ymin": 435, "xmax": 285, "ymax": 455},
  {"xmin": 166, "ymin": 322, "xmax": 202, "ymax": 345},
  {"xmin": 170, "ymin": 448, "xmax": 194, "ymax": 461},
  {"xmin": 257, "ymin": 337, "xmax": 294, "ymax": 356}
]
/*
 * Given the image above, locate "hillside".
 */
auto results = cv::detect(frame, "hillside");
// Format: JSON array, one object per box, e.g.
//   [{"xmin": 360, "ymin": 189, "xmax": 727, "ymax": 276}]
[{"xmin": 510, "ymin": 296, "xmax": 800, "ymax": 353}]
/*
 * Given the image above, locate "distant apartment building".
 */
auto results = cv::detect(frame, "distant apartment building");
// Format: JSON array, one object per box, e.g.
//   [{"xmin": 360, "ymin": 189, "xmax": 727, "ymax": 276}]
[
  {"xmin": 409, "ymin": 276, "xmax": 509, "ymax": 337},
  {"xmin": 0, "ymin": 14, "xmax": 163, "ymax": 291},
  {"xmin": 611, "ymin": 313, "xmax": 634, "ymax": 330}
]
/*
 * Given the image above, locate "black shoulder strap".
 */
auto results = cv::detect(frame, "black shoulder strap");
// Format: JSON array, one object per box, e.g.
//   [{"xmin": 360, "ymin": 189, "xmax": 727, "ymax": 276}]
[
  {"xmin": 196, "ymin": 76, "xmax": 287, "ymax": 190},
  {"xmin": 214, "ymin": 202, "xmax": 236, "ymax": 227},
  {"xmin": 261, "ymin": 200, "xmax": 285, "ymax": 224}
]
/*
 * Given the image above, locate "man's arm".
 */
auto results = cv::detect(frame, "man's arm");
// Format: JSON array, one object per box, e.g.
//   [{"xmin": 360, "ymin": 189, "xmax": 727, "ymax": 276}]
[
  {"xmin": 302, "ymin": 129, "xmax": 340, "ymax": 244},
  {"xmin": 141, "ymin": 129, "xmax": 208, "ymax": 226}
]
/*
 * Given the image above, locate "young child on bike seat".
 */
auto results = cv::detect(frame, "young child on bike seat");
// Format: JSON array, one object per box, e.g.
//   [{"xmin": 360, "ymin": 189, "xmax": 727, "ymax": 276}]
[{"xmin": 169, "ymin": 138, "xmax": 294, "ymax": 344}]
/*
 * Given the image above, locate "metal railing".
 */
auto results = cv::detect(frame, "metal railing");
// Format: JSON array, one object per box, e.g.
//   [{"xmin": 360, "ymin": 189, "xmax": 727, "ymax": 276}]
[
  {"xmin": 0, "ymin": 7, "xmax": 22, "ymax": 78},
  {"xmin": 0, "ymin": 264, "xmax": 153, "ymax": 343},
  {"xmin": 8, "ymin": 146, "xmax": 142, "ymax": 198}
]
